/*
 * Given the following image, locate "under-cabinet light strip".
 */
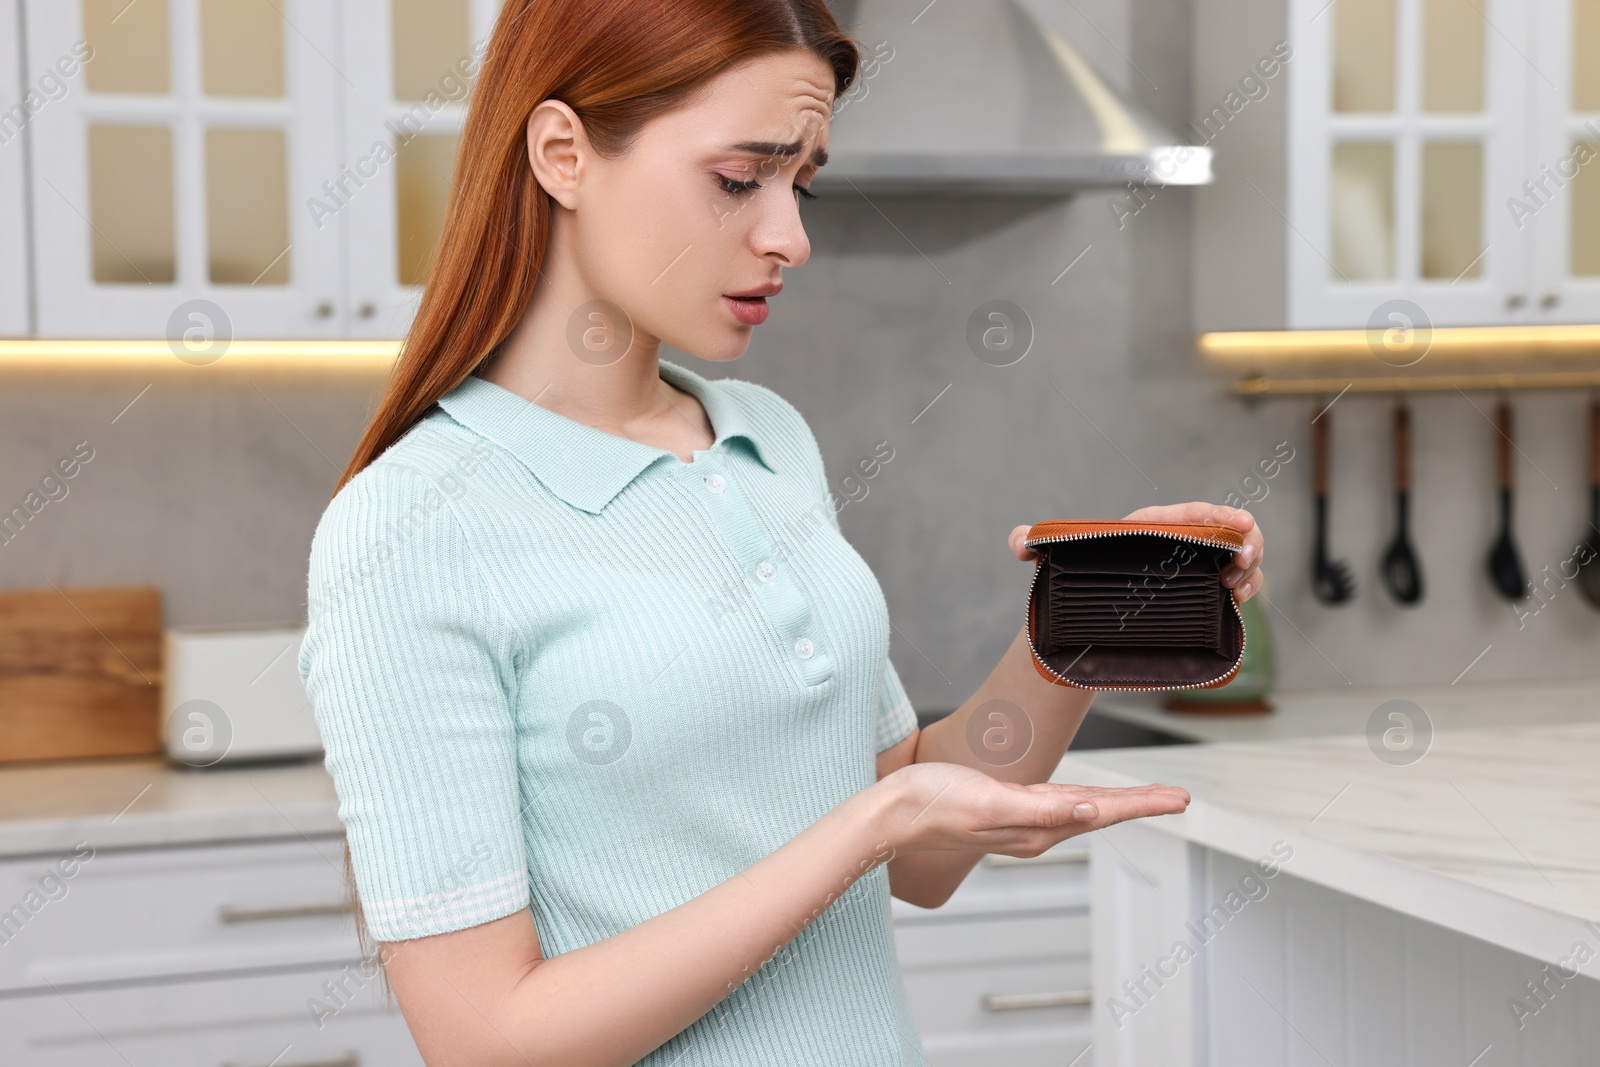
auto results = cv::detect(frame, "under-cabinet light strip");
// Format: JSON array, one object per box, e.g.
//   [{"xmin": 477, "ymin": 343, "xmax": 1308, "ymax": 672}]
[{"xmin": 0, "ymin": 339, "xmax": 401, "ymax": 368}]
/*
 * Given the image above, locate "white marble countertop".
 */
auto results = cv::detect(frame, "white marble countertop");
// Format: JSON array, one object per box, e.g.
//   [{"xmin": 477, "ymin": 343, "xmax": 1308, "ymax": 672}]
[
  {"xmin": 0, "ymin": 755, "xmax": 340, "ymax": 858},
  {"xmin": 1090, "ymin": 674, "xmax": 1600, "ymax": 743},
  {"xmin": 1054, "ymin": 717, "xmax": 1600, "ymax": 972}
]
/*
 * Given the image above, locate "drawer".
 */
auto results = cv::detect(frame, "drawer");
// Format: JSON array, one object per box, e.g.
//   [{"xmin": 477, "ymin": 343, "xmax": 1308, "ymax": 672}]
[
  {"xmin": 0, "ymin": 837, "xmax": 361, "ymax": 992},
  {"xmin": 894, "ymin": 909, "xmax": 1089, "ymax": 968},
  {"xmin": 921, "ymin": 1024, "xmax": 1093, "ymax": 1067},
  {"xmin": 901, "ymin": 955, "xmax": 1094, "ymax": 1038},
  {"xmin": 0, "ymin": 964, "xmax": 424, "ymax": 1067},
  {"xmin": 893, "ymin": 841, "xmax": 1089, "ymax": 921}
]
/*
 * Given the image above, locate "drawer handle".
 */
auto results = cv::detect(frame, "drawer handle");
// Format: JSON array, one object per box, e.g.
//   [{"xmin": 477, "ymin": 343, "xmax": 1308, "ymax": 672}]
[
  {"xmin": 981, "ymin": 989, "xmax": 1092, "ymax": 1011},
  {"xmin": 981, "ymin": 848, "xmax": 1088, "ymax": 867},
  {"xmin": 217, "ymin": 902, "xmax": 354, "ymax": 924},
  {"xmin": 222, "ymin": 1055, "xmax": 359, "ymax": 1067}
]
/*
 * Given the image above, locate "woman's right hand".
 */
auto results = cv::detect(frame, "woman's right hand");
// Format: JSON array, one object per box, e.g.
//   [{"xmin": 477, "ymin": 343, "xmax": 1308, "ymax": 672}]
[{"xmin": 875, "ymin": 761, "xmax": 1190, "ymax": 859}]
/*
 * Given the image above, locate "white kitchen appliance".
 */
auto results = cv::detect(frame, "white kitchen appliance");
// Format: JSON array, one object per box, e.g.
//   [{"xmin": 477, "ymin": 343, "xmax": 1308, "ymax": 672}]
[{"xmin": 162, "ymin": 624, "xmax": 321, "ymax": 766}]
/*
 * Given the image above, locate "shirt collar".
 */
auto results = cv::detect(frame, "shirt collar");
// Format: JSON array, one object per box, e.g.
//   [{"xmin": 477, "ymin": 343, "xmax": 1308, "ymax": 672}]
[{"xmin": 434, "ymin": 358, "xmax": 778, "ymax": 514}]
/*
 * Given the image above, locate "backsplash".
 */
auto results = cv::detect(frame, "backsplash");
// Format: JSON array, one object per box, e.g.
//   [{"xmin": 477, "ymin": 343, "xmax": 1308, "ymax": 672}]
[{"xmin": 2, "ymin": 0, "xmax": 1596, "ymax": 702}]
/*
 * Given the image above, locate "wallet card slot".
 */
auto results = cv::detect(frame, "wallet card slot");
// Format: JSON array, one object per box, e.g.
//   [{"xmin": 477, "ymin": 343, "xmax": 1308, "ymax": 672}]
[
  {"xmin": 1052, "ymin": 633, "xmax": 1216, "ymax": 647},
  {"xmin": 1049, "ymin": 606, "xmax": 1218, "ymax": 626}
]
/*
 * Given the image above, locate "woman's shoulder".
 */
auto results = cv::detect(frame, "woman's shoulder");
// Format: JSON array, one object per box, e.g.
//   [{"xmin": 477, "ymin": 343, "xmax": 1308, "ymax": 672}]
[{"xmin": 309, "ymin": 414, "xmax": 490, "ymax": 570}]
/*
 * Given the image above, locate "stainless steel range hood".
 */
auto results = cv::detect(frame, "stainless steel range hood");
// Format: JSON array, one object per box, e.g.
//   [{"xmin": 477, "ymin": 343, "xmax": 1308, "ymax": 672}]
[{"xmin": 811, "ymin": 0, "xmax": 1212, "ymax": 194}]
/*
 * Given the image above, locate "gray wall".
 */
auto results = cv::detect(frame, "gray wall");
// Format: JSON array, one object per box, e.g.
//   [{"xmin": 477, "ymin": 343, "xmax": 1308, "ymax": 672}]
[{"xmin": 3, "ymin": 0, "xmax": 1596, "ymax": 714}]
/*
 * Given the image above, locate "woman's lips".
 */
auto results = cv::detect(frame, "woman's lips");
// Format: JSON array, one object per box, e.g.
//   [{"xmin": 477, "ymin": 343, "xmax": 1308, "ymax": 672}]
[{"xmin": 724, "ymin": 294, "xmax": 770, "ymax": 327}]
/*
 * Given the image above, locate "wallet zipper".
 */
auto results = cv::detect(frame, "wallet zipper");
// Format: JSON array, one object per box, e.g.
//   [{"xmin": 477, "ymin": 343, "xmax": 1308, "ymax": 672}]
[{"xmin": 1021, "ymin": 528, "xmax": 1248, "ymax": 692}]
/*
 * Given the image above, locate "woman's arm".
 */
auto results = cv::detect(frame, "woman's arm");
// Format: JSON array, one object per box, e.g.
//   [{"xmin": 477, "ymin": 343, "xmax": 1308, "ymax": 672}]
[
  {"xmin": 880, "ymin": 503, "xmax": 1265, "ymax": 910},
  {"xmin": 382, "ymin": 756, "xmax": 1188, "ymax": 1067}
]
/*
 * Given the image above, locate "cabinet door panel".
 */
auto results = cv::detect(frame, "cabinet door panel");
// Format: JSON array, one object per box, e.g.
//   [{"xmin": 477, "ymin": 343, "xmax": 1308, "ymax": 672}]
[
  {"xmin": 25, "ymin": 0, "xmax": 344, "ymax": 339},
  {"xmin": 0, "ymin": 0, "xmax": 31, "ymax": 335},
  {"xmin": 0, "ymin": 966, "xmax": 423, "ymax": 1067},
  {"xmin": 339, "ymin": 0, "xmax": 505, "ymax": 339},
  {"xmin": 1288, "ymin": 0, "xmax": 1530, "ymax": 328},
  {"xmin": 1528, "ymin": 0, "xmax": 1600, "ymax": 322}
]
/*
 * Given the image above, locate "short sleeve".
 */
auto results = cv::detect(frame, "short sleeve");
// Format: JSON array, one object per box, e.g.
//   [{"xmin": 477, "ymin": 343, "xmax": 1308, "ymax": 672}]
[
  {"xmin": 773, "ymin": 389, "xmax": 919, "ymax": 755},
  {"xmin": 876, "ymin": 655, "xmax": 918, "ymax": 752},
  {"xmin": 297, "ymin": 460, "xmax": 531, "ymax": 942}
]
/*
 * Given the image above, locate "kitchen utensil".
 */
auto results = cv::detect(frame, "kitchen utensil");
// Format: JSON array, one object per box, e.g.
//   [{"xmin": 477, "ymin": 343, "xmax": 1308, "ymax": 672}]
[
  {"xmin": 1023, "ymin": 520, "xmax": 1246, "ymax": 691},
  {"xmin": 1311, "ymin": 408, "xmax": 1355, "ymax": 605},
  {"xmin": 1578, "ymin": 399, "xmax": 1600, "ymax": 609},
  {"xmin": 1381, "ymin": 402, "xmax": 1424, "ymax": 605},
  {"xmin": 1486, "ymin": 399, "xmax": 1529, "ymax": 600},
  {"xmin": 0, "ymin": 585, "xmax": 163, "ymax": 763}
]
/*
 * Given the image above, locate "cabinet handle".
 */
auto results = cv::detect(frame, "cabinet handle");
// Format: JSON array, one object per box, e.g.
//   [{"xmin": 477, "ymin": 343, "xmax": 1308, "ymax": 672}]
[
  {"xmin": 221, "ymin": 1055, "xmax": 357, "ymax": 1067},
  {"xmin": 981, "ymin": 848, "xmax": 1088, "ymax": 867},
  {"xmin": 315, "ymin": 301, "xmax": 335, "ymax": 318},
  {"xmin": 358, "ymin": 302, "xmax": 377, "ymax": 319},
  {"xmin": 981, "ymin": 989, "xmax": 1092, "ymax": 1011},
  {"xmin": 1506, "ymin": 293, "xmax": 1526, "ymax": 309},
  {"xmin": 1541, "ymin": 292, "xmax": 1562, "ymax": 309},
  {"xmin": 217, "ymin": 901, "xmax": 354, "ymax": 924}
]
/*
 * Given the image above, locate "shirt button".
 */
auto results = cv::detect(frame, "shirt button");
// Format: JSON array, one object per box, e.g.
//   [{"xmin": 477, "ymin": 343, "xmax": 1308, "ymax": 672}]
[
  {"xmin": 755, "ymin": 561, "xmax": 776, "ymax": 583},
  {"xmin": 793, "ymin": 637, "xmax": 814, "ymax": 660},
  {"xmin": 704, "ymin": 473, "xmax": 727, "ymax": 494}
]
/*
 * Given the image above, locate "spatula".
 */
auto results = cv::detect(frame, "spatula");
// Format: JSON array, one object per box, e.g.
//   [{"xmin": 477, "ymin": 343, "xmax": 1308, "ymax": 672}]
[
  {"xmin": 1486, "ymin": 400, "xmax": 1529, "ymax": 601},
  {"xmin": 1381, "ymin": 402, "xmax": 1424, "ymax": 605}
]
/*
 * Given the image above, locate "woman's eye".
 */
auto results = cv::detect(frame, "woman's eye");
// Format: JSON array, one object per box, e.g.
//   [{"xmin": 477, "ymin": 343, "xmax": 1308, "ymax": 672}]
[
  {"xmin": 795, "ymin": 184, "xmax": 819, "ymax": 201},
  {"xmin": 717, "ymin": 174, "xmax": 761, "ymax": 196}
]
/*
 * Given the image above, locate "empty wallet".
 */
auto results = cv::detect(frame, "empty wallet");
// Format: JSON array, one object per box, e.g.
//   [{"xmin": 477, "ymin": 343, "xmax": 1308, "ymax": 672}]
[{"xmin": 1024, "ymin": 520, "xmax": 1247, "ymax": 692}]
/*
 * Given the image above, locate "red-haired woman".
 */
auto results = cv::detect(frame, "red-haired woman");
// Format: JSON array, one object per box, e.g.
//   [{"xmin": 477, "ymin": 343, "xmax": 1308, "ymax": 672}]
[{"xmin": 299, "ymin": 1, "xmax": 1262, "ymax": 1064}]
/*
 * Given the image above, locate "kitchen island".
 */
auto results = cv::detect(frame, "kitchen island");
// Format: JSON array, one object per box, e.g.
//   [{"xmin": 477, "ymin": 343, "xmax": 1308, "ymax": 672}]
[{"xmin": 1055, "ymin": 715, "xmax": 1600, "ymax": 1067}]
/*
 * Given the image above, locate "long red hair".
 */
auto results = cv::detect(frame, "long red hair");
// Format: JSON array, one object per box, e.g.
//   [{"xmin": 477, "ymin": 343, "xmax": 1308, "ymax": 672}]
[
  {"xmin": 334, "ymin": 0, "xmax": 861, "ymax": 497},
  {"xmin": 329, "ymin": 0, "xmax": 861, "ymax": 983}
]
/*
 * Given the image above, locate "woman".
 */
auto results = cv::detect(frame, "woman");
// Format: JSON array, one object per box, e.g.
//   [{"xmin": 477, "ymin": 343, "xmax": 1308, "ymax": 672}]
[{"xmin": 298, "ymin": 1, "xmax": 1265, "ymax": 1064}]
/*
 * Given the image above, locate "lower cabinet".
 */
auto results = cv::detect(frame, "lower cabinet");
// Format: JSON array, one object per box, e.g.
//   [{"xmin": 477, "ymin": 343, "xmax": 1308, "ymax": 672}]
[
  {"xmin": 0, "ymin": 834, "xmax": 419, "ymax": 1066},
  {"xmin": 0, "ymin": 832, "xmax": 1093, "ymax": 1066},
  {"xmin": 0, "ymin": 966, "xmax": 423, "ymax": 1067},
  {"xmin": 891, "ymin": 842, "xmax": 1094, "ymax": 1067}
]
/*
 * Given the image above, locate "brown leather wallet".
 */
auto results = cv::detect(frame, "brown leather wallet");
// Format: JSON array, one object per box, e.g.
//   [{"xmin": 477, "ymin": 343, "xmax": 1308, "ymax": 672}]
[{"xmin": 1024, "ymin": 520, "xmax": 1247, "ymax": 692}]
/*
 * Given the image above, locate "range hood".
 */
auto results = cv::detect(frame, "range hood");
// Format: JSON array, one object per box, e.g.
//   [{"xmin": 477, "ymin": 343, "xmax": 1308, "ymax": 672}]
[{"xmin": 811, "ymin": 0, "xmax": 1212, "ymax": 194}]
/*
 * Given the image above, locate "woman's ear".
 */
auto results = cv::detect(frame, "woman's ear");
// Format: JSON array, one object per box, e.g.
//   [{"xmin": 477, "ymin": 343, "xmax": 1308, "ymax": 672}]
[{"xmin": 527, "ymin": 99, "xmax": 585, "ymax": 210}]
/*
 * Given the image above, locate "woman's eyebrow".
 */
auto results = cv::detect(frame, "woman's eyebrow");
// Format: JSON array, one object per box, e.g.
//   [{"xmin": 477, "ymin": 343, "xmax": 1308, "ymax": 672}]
[{"xmin": 727, "ymin": 140, "xmax": 829, "ymax": 168}]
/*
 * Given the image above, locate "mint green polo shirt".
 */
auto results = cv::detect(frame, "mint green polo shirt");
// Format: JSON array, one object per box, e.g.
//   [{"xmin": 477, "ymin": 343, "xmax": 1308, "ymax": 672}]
[{"xmin": 298, "ymin": 357, "xmax": 924, "ymax": 1065}]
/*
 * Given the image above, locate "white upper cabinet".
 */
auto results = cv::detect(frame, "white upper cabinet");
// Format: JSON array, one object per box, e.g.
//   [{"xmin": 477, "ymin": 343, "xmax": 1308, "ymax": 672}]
[
  {"xmin": 338, "ymin": 0, "xmax": 504, "ymax": 339},
  {"xmin": 12, "ymin": 0, "xmax": 505, "ymax": 340},
  {"xmin": 1194, "ymin": 0, "xmax": 1600, "ymax": 331},
  {"xmin": 24, "ymin": 0, "xmax": 344, "ymax": 338}
]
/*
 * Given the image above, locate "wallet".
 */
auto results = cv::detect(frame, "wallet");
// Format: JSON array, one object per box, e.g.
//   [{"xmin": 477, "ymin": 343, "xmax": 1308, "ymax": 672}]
[{"xmin": 1024, "ymin": 520, "xmax": 1247, "ymax": 692}]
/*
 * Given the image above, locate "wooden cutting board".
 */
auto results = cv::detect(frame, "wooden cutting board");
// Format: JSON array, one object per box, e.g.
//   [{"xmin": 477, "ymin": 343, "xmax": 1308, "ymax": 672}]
[{"xmin": 0, "ymin": 586, "xmax": 164, "ymax": 763}]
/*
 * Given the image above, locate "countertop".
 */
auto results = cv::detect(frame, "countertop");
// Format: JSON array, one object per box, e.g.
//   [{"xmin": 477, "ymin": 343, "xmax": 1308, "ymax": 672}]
[
  {"xmin": 1089, "ymin": 674, "xmax": 1600, "ymax": 743},
  {"xmin": 1054, "ymin": 716, "xmax": 1600, "ymax": 971},
  {"xmin": 0, "ymin": 755, "xmax": 340, "ymax": 859}
]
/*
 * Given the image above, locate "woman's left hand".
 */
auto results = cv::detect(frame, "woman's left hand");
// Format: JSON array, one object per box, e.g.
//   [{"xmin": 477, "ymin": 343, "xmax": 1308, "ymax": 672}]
[{"xmin": 1008, "ymin": 502, "xmax": 1266, "ymax": 602}]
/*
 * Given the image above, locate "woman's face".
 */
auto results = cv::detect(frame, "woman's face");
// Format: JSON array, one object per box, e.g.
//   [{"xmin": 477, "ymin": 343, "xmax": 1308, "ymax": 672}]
[{"xmin": 541, "ymin": 49, "xmax": 835, "ymax": 363}]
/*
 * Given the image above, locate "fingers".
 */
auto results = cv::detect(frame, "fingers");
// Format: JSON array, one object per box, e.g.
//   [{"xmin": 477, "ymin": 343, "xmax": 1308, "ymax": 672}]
[
  {"xmin": 1221, "ymin": 516, "xmax": 1266, "ymax": 602},
  {"xmin": 1013, "ymin": 782, "xmax": 1190, "ymax": 829},
  {"xmin": 1010, "ymin": 524, "xmax": 1037, "ymax": 561}
]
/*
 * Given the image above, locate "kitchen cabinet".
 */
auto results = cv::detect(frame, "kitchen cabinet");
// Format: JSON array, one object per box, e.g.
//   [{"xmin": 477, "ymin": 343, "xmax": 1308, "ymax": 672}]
[
  {"xmin": 0, "ymin": 835, "xmax": 421, "ymax": 1065},
  {"xmin": 1061, "ymin": 721, "xmax": 1600, "ymax": 1067},
  {"xmin": 1193, "ymin": 0, "xmax": 1600, "ymax": 332},
  {"xmin": 12, "ymin": 0, "xmax": 503, "ymax": 341},
  {"xmin": 0, "ymin": 0, "xmax": 30, "ymax": 335},
  {"xmin": 892, "ymin": 841, "xmax": 1095, "ymax": 1066}
]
